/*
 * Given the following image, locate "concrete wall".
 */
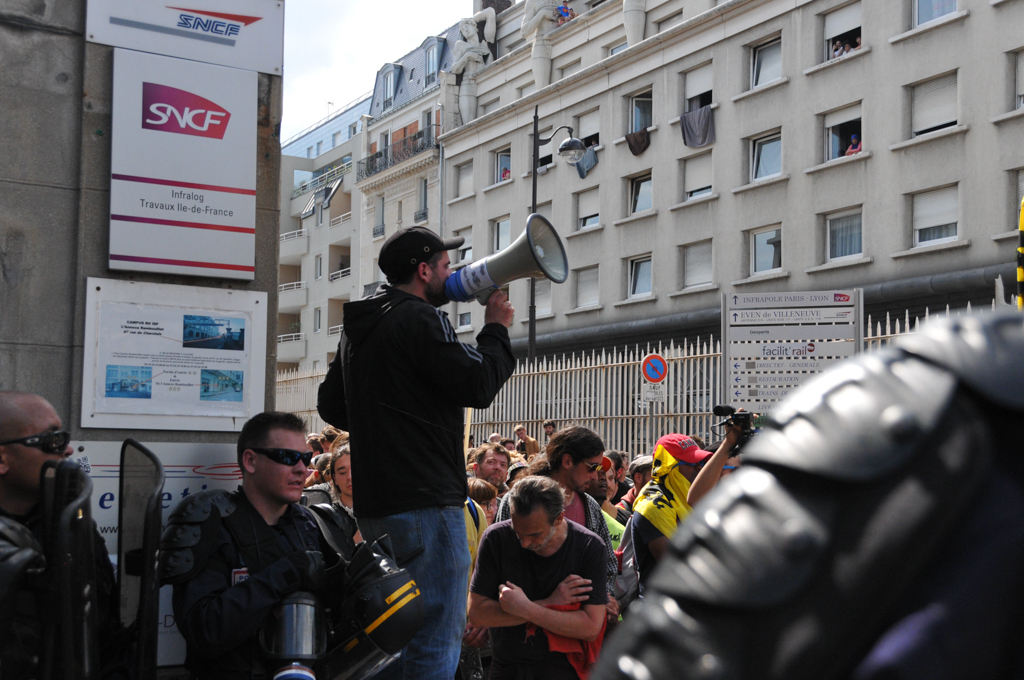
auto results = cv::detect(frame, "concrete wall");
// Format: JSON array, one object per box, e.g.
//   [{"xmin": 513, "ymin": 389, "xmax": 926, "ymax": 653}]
[{"xmin": 0, "ymin": 0, "xmax": 282, "ymax": 441}]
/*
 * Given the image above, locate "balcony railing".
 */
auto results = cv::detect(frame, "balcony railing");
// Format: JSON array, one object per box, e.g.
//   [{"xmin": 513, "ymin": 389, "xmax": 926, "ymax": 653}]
[
  {"xmin": 425, "ymin": 72, "xmax": 437, "ymax": 85},
  {"xmin": 280, "ymin": 229, "xmax": 307, "ymax": 242},
  {"xmin": 277, "ymin": 332, "xmax": 305, "ymax": 343},
  {"xmin": 363, "ymin": 281, "xmax": 384, "ymax": 297},
  {"xmin": 372, "ymin": 224, "xmax": 385, "ymax": 238},
  {"xmin": 357, "ymin": 128, "xmax": 437, "ymax": 181},
  {"xmin": 328, "ymin": 324, "xmax": 344, "ymax": 336},
  {"xmin": 292, "ymin": 160, "xmax": 352, "ymax": 199},
  {"xmin": 278, "ymin": 281, "xmax": 307, "ymax": 292},
  {"xmin": 414, "ymin": 208, "xmax": 428, "ymax": 223},
  {"xmin": 329, "ymin": 268, "xmax": 351, "ymax": 281},
  {"xmin": 330, "ymin": 212, "xmax": 352, "ymax": 227}
]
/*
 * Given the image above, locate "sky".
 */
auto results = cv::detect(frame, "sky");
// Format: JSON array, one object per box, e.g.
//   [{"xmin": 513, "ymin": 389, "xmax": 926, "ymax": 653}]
[{"xmin": 280, "ymin": 0, "xmax": 472, "ymax": 142}]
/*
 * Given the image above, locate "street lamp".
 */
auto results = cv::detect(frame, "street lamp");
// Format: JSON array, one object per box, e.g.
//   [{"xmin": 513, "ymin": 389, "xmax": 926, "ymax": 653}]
[{"xmin": 529, "ymin": 105, "xmax": 585, "ymax": 362}]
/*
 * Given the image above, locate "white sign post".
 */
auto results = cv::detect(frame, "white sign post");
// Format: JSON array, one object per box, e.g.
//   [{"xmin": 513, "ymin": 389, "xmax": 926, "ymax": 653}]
[
  {"xmin": 109, "ymin": 49, "xmax": 257, "ymax": 280},
  {"xmin": 721, "ymin": 290, "xmax": 862, "ymax": 412}
]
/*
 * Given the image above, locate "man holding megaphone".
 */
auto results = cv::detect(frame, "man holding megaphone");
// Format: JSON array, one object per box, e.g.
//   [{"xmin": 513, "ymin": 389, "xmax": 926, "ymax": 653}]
[{"xmin": 317, "ymin": 226, "xmax": 516, "ymax": 680}]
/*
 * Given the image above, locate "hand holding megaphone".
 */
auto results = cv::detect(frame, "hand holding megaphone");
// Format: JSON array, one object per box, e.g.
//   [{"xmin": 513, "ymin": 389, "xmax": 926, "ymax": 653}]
[{"xmin": 444, "ymin": 214, "xmax": 569, "ymax": 305}]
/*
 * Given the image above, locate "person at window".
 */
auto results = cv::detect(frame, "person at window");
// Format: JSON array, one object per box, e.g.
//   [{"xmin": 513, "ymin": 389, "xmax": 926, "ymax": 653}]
[
  {"xmin": 855, "ymin": 36, "xmax": 862, "ymax": 50},
  {"xmin": 843, "ymin": 41, "xmax": 853, "ymax": 55},
  {"xmin": 832, "ymin": 40, "xmax": 844, "ymax": 59},
  {"xmin": 555, "ymin": 2, "xmax": 576, "ymax": 26},
  {"xmin": 845, "ymin": 134, "xmax": 862, "ymax": 156},
  {"xmin": 501, "ymin": 167, "xmax": 511, "ymax": 181}
]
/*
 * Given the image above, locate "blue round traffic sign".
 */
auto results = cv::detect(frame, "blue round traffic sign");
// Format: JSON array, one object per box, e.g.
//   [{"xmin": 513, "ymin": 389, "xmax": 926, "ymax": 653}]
[{"xmin": 641, "ymin": 353, "xmax": 668, "ymax": 384}]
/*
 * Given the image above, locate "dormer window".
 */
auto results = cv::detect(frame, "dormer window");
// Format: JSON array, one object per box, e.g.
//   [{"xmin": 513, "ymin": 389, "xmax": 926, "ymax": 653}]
[
  {"xmin": 421, "ymin": 36, "xmax": 445, "ymax": 87},
  {"xmin": 383, "ymin": 72, "xmax": 395, "ymax": 109},
  {"xmin": 426, "ymin": 45, "xmax": 439, "ymax": 84}
]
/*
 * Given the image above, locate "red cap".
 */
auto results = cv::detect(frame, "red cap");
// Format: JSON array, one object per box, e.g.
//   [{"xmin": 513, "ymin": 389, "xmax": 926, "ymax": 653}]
[{"xmin": 656, "ymin": 434, "xmax": 713, "ymax": 465}]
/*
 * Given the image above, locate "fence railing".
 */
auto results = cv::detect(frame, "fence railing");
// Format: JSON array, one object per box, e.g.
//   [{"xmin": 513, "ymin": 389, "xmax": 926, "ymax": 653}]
[
  {"xmin": 280, "ymin": 229, "xmax": 307, "ymax": 242},
  {"xmin": 277, "ymin": 332, "xmax": 305, "ymax": 343},
  {"xmin": 330, "ymin": 213, "xmax": 352, "ymax": 227},
  {"xmin": 328, "ymin": 324, "xmax": 344, "ymax": 336},
  {"xmin": 278, "ymin": 281, "xmax": 307, "ymax": 292},
  {"xmin": 291, "ymin": 161, "xmax": 352, "ymax": 199},
  {"xmin": 357, "ymin": 128, "xmax": 437, "ymax": 181},
  {"xmin": 329, "ymin": 268, "xmax": 351, "ymax": 281},
  {"xmin": 279, "ymin": 302, "xmax": 1001, "ymax": 457}
]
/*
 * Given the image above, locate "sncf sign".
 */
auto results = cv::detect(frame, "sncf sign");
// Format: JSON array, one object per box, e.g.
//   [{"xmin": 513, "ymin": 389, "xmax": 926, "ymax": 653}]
[
  {"xmin": 142, "ymin": 83, "xmax": 230, "ymax": 139},
  {"xmin": 833, "ymin": 293, "xmax": 851, "ymax": 302}
]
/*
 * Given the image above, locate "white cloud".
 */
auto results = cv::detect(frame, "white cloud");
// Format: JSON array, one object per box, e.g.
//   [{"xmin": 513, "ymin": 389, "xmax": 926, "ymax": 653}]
[{"xmin": 281, "ymin": 0, "xmax": 471, "ymax": 141}]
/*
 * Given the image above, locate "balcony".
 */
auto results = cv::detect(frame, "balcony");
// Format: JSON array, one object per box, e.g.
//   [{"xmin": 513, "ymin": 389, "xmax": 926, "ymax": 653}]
[
  {"xmin": 329, "ymin": 268, "xmax": 351, "ymax": 282},
  {"xmin": 414, "ymin": 208, "xmax": 428, "ymax": 223},
  {"xmin": 277, "ymin": 333, "xmax": 306, "ymax": 362},
  {"xmin": 373, "ymin": 224, "xmax": 385, "ymax": 238},
  {"xmin": 278, "ymin": 281, "xmax": 308, "ymax": 312},
  {"xmin": 425, "ymin": 72, "xmax": 436, "ymax": 86},
  {"xmin": 279, "ymin": 229, "xmax": 308, "ymax": 265},
  {"xmin": 292, "ymin": 160, "xmax": 352, "ymax": 199},
  {"xmin": 330, "ymin": 212, "xmax": 352, "ymax": 228},
  {"xmin": 363, "ymin": 280, "xmax": 384, "ymax": 297},
  {"xmin": 328, "ymin": 324, "xmax": 344, "ymax": 336},
  {"xmin": 357, "ymin": 128, "xmax": 437, "ymax": 181}
]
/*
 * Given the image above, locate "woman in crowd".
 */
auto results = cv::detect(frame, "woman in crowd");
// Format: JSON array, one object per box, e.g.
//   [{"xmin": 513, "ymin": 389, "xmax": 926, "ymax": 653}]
[{"xmin": 467, "ymin": 477, "xmax": 499, "ymax": 525}]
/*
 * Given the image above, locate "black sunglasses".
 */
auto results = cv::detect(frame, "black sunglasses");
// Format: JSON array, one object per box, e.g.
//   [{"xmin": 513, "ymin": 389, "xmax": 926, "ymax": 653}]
[
  {"xmin": 250, "ymin": 447, "xmax": 313, "ymax": 467},
  {"xmin": 0, "ymin": 430, "xmax": 71, "ymax": 455}
]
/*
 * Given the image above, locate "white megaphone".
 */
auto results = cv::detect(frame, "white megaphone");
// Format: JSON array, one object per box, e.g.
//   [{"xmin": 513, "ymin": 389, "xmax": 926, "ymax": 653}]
[{"xmin": 445, "ymin": 214, "xmax": 569, "ymax": 304}]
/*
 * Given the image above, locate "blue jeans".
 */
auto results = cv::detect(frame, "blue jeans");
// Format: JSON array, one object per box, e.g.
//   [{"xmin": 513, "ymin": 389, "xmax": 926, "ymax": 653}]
[{"xmin": 358, "ymin": 506, "xmax": 470, "ymax": 680}]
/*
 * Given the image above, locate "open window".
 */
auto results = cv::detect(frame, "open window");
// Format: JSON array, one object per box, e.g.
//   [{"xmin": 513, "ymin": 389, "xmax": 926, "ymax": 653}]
[
  {"xmin": 684, "ymin": 153, "xmax": 712, "ymax": 199},
  {"xmin": 578, "ymin": 109, "xmax": 600, "ymax": 148},
  {"xmin": 685, "ymin": 63, "xmax": 713, "ymax": 112},
  {"xmin": 826, "ymin": 209, "xmax": 863, "ymax": 260},
  {"xmin": 630, "ymin": 91, "xmax": 653, "ymax": 133},
  {"xmin": 912, "ymin": 73, "xmax": 957, "ymax": 137},
  {"xmin": 913, "ymin": 186, "xmax": 958, "ymax": 245},
  {"xmin": 577, "ymin": 188, "xmax": 600, "ymax": 230},
  {"xmin": 752, "ymin": 38, "xmax": 782, "ymax": 88},
  {"xmin": 456, "ymin": 228, "xmax": 473, "ymax": 263},
  {"xmin": 630, "ymin": 174, "xmax": 653, "ymax": 213},
  {"xmin": 493, "ymin": 217, "xmax": 511, "ymax": 252},
  {"xmin": 824, "ymin": 2, "xmax": 861, "ymax": 61},
  {"xmin": 751, "ymin": 226, "xmax": 782, "ymax": 274},
  {"xmin": 628, "ymin": 256, "xmax": 653, "ymax": 298},
  {"xmin": 825, "ymin": 104, "xmax": 862, "ymax": 160},
  {"xmin": 536, "ymin": 130, "xmax": 553, "ymax": 166},
  {"xmin": 752, "ymin": 133, "xmax": 782, "ymax": 181},
  {"xmin": 915, "ymin": 0, "xmax": 956, "ymax": 26},
  {"xmin": 495, "ymin": 148, "xmax": 512, "ymax": 183}
]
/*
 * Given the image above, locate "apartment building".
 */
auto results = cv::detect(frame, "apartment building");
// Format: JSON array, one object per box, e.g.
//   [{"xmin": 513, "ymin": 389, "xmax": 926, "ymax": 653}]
[
  {"xmin": 277, "ymin": 96, "xmax": 370, "ymax": 370},
  {"xmin": 439, "ymin": 0, "xmax": 1024, "ymax": 355}
]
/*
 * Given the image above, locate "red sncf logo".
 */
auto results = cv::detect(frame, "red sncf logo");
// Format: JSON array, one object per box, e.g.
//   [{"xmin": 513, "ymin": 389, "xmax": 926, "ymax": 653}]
[
  {"xmin": 834, "ymin": 293, "xmax": 850, "ymax": 302},
  {"xmin": 142, "ymin": 83, "xmax": 231, "ymax": 139}
]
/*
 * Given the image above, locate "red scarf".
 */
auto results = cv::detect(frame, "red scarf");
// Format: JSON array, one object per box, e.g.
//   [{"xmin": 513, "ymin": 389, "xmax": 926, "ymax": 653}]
[{"xmin": 524, "ymin": 603, "xmax": 607, "ymax": 679}]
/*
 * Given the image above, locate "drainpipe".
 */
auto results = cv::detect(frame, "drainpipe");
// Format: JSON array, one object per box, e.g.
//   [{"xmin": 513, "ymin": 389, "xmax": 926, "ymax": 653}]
[{"xmin": 438, "ymin": 103, "xmax": 445, "ymax": 238}]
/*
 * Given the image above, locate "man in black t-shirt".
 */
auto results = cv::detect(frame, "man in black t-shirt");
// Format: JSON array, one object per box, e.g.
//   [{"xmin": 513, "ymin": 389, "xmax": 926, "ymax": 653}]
[{"xmin": 468, "ymin": 476, "xmax": 608, "ymax": 680}]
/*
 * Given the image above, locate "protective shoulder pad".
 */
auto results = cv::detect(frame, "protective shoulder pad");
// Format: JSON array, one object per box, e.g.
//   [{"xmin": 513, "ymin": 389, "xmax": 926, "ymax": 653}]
[
  {"xmin": 159, "ymin": 489, "xmax": 237, "ymax": 585},
  {"xmin": 745, "ymin": 350, "xmax": 956, "ymax": 481},
  {"xmin": 0, "ymin": 517, "xmax": 45, "ymax": 603},
  {"xmin": 895, "ymin": 310, "xmax": 1024, "ymax": 411}
]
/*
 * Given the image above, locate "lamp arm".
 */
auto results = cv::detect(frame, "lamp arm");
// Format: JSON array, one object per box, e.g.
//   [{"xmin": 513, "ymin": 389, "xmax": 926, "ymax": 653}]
[{"xmin": 538, "ymin": 125, "xmax": 574, "ymax": 145}]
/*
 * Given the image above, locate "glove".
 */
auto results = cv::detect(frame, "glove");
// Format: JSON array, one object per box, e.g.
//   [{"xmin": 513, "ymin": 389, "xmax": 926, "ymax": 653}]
[{"xmin": 283, "ymin": 550, "xmax": 326, "ymax": 593}]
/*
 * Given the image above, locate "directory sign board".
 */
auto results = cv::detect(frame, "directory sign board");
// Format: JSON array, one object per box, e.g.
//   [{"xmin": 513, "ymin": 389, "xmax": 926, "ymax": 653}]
[
  {"xmin": 86, "ymin": 0, "xmax": 284, "ymax": 74},
  {"xmin": 82, "ymin": 277, "xmax": 267, "ymax": 430},
  {"xmin": 722, "ymin": 290, "xmax": 862, "ymax": 412},
  {"xmin": 109, "ymin": 49, "xmax": 257, "ymax": 280}
]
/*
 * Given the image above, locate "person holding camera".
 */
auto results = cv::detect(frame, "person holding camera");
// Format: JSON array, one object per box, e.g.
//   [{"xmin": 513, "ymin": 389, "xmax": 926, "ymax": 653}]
[{"xmin": 686, "ymin": 437, "xmax": 742, "ymax": 508}]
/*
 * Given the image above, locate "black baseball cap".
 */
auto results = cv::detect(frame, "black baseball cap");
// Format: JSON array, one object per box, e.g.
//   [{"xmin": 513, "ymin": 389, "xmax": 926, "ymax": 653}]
[{"xmin": 378, "ymin": 227, "xmax": 464, "ymax": 282}]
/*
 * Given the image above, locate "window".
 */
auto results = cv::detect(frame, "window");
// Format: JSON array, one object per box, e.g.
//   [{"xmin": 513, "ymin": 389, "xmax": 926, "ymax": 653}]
[
  {"xmin": 383, "ymin": 72, "xmax": 394, "ymax": 108},
  {"xmin": 630, "ymin": 91, "xmax": 653, "ymax": 133},
  {"xmin": 657, "ymin": 12, "xmax": 683, "ymax": 32},
  {"xmin": 458, "ymin": 311, "xmax": 471, "ymax": 328},
  {"xmin": 685, "ymin": 63, "xmax": 713, "ymax": 112},
  {"xmin": 912, "ymin": 73, "xmax": 957, "ymax": 136},
  {"xmin": 481, "ymin": 98, "xmax": 500, "ymax": 115},
  {"xmin": 422, "ymin": 109, "xmax": 434, "ymax": 137},
  {"xmin": 535, "ymin": 279, "xmax": 552, "ymax": 315},
  {"xmin": 630, "ymin": 174, "xmax": 653, "ymax": 213},
  {"xmin": 610, "ymin": 42, "xmax": 628, "ymax": 55},
  {"xmin": 332, "ymin": 131, "xmax": 341, "ymax": 147},
  {"xmin": 751, "ymin": 227, "xmax": 782, "ymax": 274},
  {"xmin": 380, "ymin": 131, "xmax": 391, "ymax": 151},
  {"xmin": 752, "ymin": 133, "xmax": 782, "ymax": 181},
  {"xmin": 916, "ymin": 0, "xmax": 956, "ymax": 26},
  {"xmin": 315, "ymin": 255, "xmax": 323, "ymax": 279},
  {"xmin": 578, "ymin": 109, "xmax": 600, "ymax": 147},
  {"xmin": 825, "ymin": 104, "xmax": 862, "ymax": 160},
  {"xmin": 752, "ymin": 39, "xmax": 782, "ymax": 88},
  {"xmin": 317, "ymin": 202, "xmax": 324, "ymax": 227},
  {"xmin": 314, "ymin": 308, "xmax": 322, "ymax": 333},
  {"xmin": 456, "ymin": 229, "xmax": 473, "ymax": 263},
  {"xmin": 456, "ymin": 162, "xmax": 473, "ymax": 197},
  {"xmin": 536, "ymin": 129, "xmax": 553, "ymax": 166},
  {"xmin": 683, "ymin": 241, "xmax": 713, "ymax": 288},
  {"xmin": 1015, "ymin": 51, "xmax": 1024, "ymax": 109},
  {"xmin": 349, "ymin": 123, "xmax": 357, "ymax": 139},
  {"xmin": 495, "ymin": 148, "xmax": 512, "ymax": 183},
  {"xmin": 494, "ymin": 217, "xmax": 511, "ymax": 252},
  {"xmin": 577, "ymin": 188, "xmax": 600, "ymax": 229},
  {"xmin": 418, "ymin": 178, "xmax": 428, "ymax": 213},
  {"xmin": 519, "ymin": 82, "xmax": 536, "ymax": 98},
  {"xmin": 824, "ymin": 2, "xmax": 861, "ymax": 61},
  {"xmin": 913, "ymin": 186, "xmax": 958, "ymax": 245},
  {"xmin": 684, "ymin": 153, "xmax": 712, "ymax": 199},
  {"xmin": 827, "ymin": 210, "xmax": 863, "ymax": 260},
  {"xmin": 560, "ymin": 60, "xmax": 582, "ymax": 79},
  {"xmin": 374, "ymin": 196, "xmax": 384, "ymax": 227},
  {"xmin": 629, "ymin": 257, "xmax": 653, "ymax": 297},
  {"xmin": 306, "ymin": 146, "xmax": 313, "ymax": 159},
  {"xmin": 397, "ymin": 200, "xmax": 403, "ymax": 225},
  {"xmin": 576, "ymin": 267, "xmax": 599, "ymax": 307},
  {"xmin": 427, "ymin": 46, "xmax": 439, "ymax": 79},
  {"xmin": 316, "ymin": 141, "xmax": 322, "ymax": 156}
]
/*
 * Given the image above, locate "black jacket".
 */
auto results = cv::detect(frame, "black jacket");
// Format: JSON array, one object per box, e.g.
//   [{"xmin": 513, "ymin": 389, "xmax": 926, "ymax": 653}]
[{"xmin": 317, "ymin": 286, "xmax": 515, "ymax": 518}]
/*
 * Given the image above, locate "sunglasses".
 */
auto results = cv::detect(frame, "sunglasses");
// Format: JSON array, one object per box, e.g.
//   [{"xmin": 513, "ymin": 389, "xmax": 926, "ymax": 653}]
[
  {"xmin": 0, "ymin": 430, "xmax": 71, "ymax": 455},
  {"xmin": 250, "ymin": 447, "xmax": 313, "ymax": 467},
  {"xmin": 583, "ymin": 461, "xmax": 605, "ymax": 473}
]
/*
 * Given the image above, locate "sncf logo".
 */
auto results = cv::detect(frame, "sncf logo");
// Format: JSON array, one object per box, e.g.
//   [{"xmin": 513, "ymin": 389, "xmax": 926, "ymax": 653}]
[
  {"xmin": 142, "ymin": 83, "xmax": 230, "ymax": 140},
  {"xmin": 168, "ymin": 7, "xmax": 263, "ymax": 37},
  {"xmin": 834, "ymin": 293, "xmax": 851, "ymax": 302}
]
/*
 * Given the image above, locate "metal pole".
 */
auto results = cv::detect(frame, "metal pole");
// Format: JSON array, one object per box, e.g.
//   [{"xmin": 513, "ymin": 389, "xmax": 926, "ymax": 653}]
[
  {"xmin": 1018, "ymin": 195, "xmax": 1023, "ymax": 310},
  {"xmin": 529, "ymin": 105, "xmax": 539, "ymax": 362}
]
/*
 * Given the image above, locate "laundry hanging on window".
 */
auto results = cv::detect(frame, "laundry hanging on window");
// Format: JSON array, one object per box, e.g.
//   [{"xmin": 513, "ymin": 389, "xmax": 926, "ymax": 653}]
[
  {"xmin": 681, "ymin": 105, "xmax": 715, "ymax": 148},
  {"xmin": 625, "ymin": 128, "xmax": 650, "ymax": 156},
  {"xmin": 575, "ymin": 146, "xmax": 599, "ymax": 179}
]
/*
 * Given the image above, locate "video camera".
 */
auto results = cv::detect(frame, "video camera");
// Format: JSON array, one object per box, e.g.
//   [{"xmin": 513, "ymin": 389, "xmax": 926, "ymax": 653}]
[{"xmin": 712, "ymin": 405, "xmax": 759, "ymax": 455}]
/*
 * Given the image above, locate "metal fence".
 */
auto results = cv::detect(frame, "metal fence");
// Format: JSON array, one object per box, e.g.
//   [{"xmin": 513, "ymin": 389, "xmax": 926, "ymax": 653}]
[{"xmin": 277, "ymin": 302, "xmax": 1002, "ymax": 457}]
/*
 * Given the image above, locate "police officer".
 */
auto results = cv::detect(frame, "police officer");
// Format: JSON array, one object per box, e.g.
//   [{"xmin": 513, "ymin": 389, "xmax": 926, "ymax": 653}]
[{"xmin": 165, "ymin": 412, "xmax": 326, "ymax": 680}]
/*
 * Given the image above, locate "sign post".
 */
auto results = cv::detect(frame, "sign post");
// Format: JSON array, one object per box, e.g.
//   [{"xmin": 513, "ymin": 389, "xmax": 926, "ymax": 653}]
[{"xmin": 721, "ymin": 290, "xmax": 862, "ymax": 413}]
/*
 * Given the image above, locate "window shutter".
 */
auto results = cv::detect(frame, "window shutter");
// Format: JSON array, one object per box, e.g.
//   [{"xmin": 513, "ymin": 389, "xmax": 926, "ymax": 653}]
[
  {"xmin": 685, "ymin": 64, "xmax": 713, "ymax": 100},
  {"xmin": 561, "ymin": 61, "xmax": 582, "ymax": 77},
  {"xmin": 684, "ymin": 154, "xmax": 713, "ymax": 194},
  {"xmin": 457, "ymin": 163, "xmax": 473, "ymax": 197},
  {"xmin": 824, "ymin": 103, "xmax": 862, "ymax": 128},
  {"xmin": 579, "ymin": 110, "xmax": 600, "ymax": 140},
  {"xmin": 912, "ymin": 73, "xmax": 957, "ymax": 134},
  {"xmin": 684, "ymin": 242, "xmax": 712, "ymax": 287},
  {"xmin": 578, "ymin": 188, "xmax": 599, "ymax": 218},
  {"xmin": 535, "ymin": 279, "xmax": 552, "ymax": 314},
  {"xmin": 537, "ymin": 202, "xmax": 552, "ymax": 221},
  {"xmin": 461, "ymin": 230, "xmax": 473, "ymax": 249},
  {"xmin": 577, "ymin": 267, "xmax": 599, "ymax": 307},
  {"xmin": 824, "ymin": 2, "xmax": 861, "ymax": 40},
  {"xmin": 1016, "ymin": 51, "xmax": 1024, "ymax": 98},
  {"xmin": 914, "ymin": 186, "xmax": 958, "ymax": 230},
  {"xmin": 537, "ymin": 130, "xmax": 553, "ymax": 161}
]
